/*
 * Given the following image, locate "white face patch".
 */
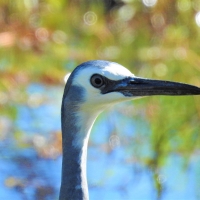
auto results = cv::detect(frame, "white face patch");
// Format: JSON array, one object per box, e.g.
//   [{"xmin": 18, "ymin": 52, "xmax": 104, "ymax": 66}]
[
  {"xmin": 72, "ymin": 62, "xmax": 134, "ymax": 86},
  {"xmin": 68, "ymin": 62, "xmax": 135, "ymax": 112},
  {"xmin": 73, "ymin": 62, "xmax": 134, "ymax": 83},
  {"xmin": 100, "ymin": 62, "xmax": 134, "ymax": 80}
]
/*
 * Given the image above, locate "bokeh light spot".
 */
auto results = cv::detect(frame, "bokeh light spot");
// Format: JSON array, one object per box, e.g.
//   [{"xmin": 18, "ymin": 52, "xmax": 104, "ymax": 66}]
[
  {"xmin": 33, "ymin": 135, "xmax": 46, "ymax": 148},
  {"xmin": 195, "ymin": 12, "xmax": 200, "ymax": 27},
  {"xmin": 35, "ymin": 28, "xmax": 49, "ymax": 42},
  {"xmin": 151, "ymin": 13, "xmax": 165, "ymax": 29},
  {"xmin": 177, "ymin": 0, "xmax": 191, "ymax": 12},
  {"xmin": 109, "ymin": 135, "xmax": 120, "ymax": 149},
  {"xmin": 108, "ymin": 19, "xmax": 127, "ymax": 33},
  {"xmin": 147, "ymin": 46, "xmax": 161, "ymax": 60},
  {"xmin": 142, "ymin": 0, "xmax": 157, "ymax": 7},
  {"xmin": 52, "ymin": 30, "xmax": 67, "ymax": 44},
  {"xmin": 118, "ymin": 5, "xmax": 135, "ymax": 21},
  {"xmin": 97, "ymin": 46, "xmax": 120, "ymax": 59},
  {"xmin": 83, "ymin": 11, "xmax": 97, "ymax": 25},
  {"xmin": 157, "ymin": 174, "xmax": 167, "ymax": 183},
  {"xmin": 29, "ymin": 14, "xmax": 41, "ymax": 27},
  {"xmin": 27, "ymin": 93, "xmax": 44, "ymax": 108},
  {"xmin": 154, "ymin": 63, "xmax": 168, "ymax": 77},
  {"xmin": 173, "ymin": 47, "xmax": 187, "ymax": 60}
]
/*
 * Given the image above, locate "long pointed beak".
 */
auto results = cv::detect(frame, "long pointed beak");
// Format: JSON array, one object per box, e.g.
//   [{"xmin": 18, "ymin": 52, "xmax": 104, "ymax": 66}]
[{"xmin": 104, "ymin": 77, "xmax": 200, "ymax": 97}]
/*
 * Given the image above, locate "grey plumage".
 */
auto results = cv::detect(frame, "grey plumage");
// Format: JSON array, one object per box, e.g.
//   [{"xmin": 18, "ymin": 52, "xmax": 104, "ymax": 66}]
[{"xmin": 60, "ymin": 85, "xmax": 86, "ymax": 199}]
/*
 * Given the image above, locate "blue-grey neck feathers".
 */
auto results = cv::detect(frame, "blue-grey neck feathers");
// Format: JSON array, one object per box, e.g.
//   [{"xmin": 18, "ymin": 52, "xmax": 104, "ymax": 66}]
[
  {"xmin": 59, "ymin": 60, "xmax": 119, "ymax": 200},
  {"xmin": 60, "ymin": 81, "xmax": 88, "ymax": 200}
]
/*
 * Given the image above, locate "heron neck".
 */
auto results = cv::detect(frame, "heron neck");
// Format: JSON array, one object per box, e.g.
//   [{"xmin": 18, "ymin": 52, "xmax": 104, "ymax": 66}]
[{"xmin": 60, "ymin": 103, "xmax": 98, "ymax": 200}]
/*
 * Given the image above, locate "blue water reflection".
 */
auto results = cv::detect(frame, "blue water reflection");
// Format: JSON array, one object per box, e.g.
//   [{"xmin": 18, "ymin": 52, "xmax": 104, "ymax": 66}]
[{"xmin": 0, "ymin": 84, "xmax": 199, "ymax": 199}]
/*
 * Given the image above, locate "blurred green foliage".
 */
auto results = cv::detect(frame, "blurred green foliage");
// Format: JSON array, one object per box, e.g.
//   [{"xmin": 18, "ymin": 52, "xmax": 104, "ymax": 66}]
[{"xmin": 0, "ymin": 0, "xmax": 200, "ymax": 199}]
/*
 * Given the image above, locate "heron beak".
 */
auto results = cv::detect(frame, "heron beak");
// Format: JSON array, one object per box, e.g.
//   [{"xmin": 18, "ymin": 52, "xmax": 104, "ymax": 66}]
[{"xmin": 105, "ymin": 77, "xmax": 200, "ymax": 97}]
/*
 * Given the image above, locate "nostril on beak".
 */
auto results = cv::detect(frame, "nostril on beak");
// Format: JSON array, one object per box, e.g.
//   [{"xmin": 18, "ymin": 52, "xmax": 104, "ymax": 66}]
[
  {"xmin": 129, "ymin": 79, "xmax": 140, "ymax": 84},
  {"xmin": 129, "ymin": 80, "xmax": 135, "ymax": 84}
]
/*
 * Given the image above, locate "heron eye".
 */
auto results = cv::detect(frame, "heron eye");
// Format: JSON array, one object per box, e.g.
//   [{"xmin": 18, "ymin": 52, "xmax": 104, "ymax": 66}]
[{"xmin": 90, "ymin": 74, "xmax": 105, "ymax": 88}]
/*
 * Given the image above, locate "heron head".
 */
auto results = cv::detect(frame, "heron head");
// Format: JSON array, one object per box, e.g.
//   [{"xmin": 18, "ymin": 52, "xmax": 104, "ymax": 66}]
[
  {"xmin": 64, "ymin": 60, "xmax": 200, "ymax": 113},
  {"xmin": 64, "ymin": 60, "xmax": 136, "ymax": 112}
]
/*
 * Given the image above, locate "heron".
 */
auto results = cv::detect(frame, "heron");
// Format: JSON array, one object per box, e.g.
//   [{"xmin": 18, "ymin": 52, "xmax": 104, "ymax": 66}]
[{"xmin": 59, "ymin": 60, "xmax": 200, "ymax": 200}]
